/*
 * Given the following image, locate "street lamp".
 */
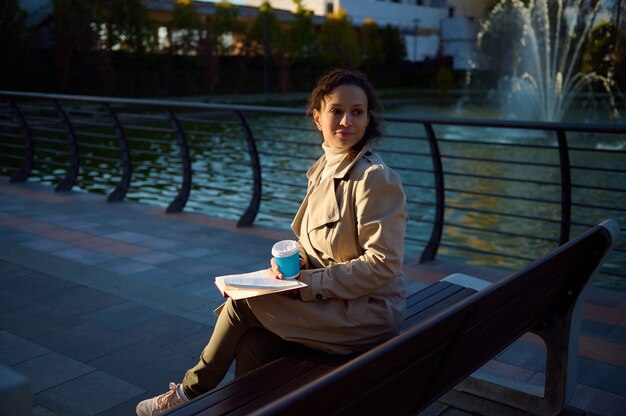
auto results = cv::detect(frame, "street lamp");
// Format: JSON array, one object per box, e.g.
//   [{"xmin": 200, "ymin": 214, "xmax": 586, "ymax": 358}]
[{"xmin": 413, "ymin": 18, "xmax": 421, "ymax": 63}]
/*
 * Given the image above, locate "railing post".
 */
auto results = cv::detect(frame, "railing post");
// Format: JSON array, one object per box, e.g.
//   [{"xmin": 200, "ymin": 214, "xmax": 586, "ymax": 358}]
[
  {"xmin": 235, "ymin": 111, "xmax": 262, "ymax": 227},
  {"xmin": 165, "ymin": 106, "xmax": 192, "ymax": 213},
  {"xmin": 52, "ymin": 100, "xmax": 79, "ymax": 192},
  {"xmin": 556, "ymin": 129, "xmax": 572, "ymax": 244},
  {"xmin": 7, "ymin": 98, "xmax": 33, "ymax": 183},
  {"xmin": 105, "ymin": 103, "xmax": 132, "ymax": 202},
  {"xmin": 420, "ymin": 122, "xmax": 445, "ymax": 263}
]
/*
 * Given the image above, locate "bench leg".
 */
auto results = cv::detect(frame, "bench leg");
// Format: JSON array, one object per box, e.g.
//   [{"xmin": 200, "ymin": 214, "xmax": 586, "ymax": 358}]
[{"xmin": 454, "ymin": 300, "xmax": 582, "ymax": 416}]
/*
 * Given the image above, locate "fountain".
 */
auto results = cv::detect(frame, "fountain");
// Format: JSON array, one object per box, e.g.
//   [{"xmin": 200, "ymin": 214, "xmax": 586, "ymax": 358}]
[{"xmin": 471, "ymin": 0, "xmax": 618, "ymax": 122}]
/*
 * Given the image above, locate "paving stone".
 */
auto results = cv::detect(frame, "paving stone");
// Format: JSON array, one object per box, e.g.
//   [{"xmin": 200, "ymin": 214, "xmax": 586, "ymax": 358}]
[
  {"xmin": 31, "ymin": 404, "xmax": 60, "ymax": 416},
  {"xmin": 476, "ymin": 359, "xmax": 536, "ymax": 382},
  {"xmin": 130, "ymin": 267, "xmax": 198, "ymax": 288},
  {"xmin": 165, "ymin": 330, "xmax": 212, "ymax": 360},
  {"xmin": 577, "ymin": 357, "xmax": 626, "ymax": 396},
  {"xmin": 0, "ymin": 271, "xmax": 79, "ymax": 301},
  {"xmin": 166, "ymin": 245, "xmax": 217, "ymax": 259},
  {"xmin": 70, "ymin": 251, "xmax": 118, "ymax": 265},
  {"xmin": 0, "ymin": 290, "xmax": 34, "ymax": 312},
  {"xmin": 0, "ymin": 262, "xmax": 35, "ymax": 280},
  {"xmin": 118, "ymin": 349, "xmax": 197, "ymax": 394},
  {"xmin": 495, "ymin": 340, "xmax": 547, "ymax": 372},
  {"xmin": 11, "ymin": 351, "xmax": 95, "ymax": 394},
  {"xmin": 159, "ymin": 257, "xmax": 237, "ymax": 277},
  {"xmin": 160, "ymin": 258, "xmax": 224, "ymax": 276},
  {"xmin": 121, "ymin": 315, "xmax": 211, "ymax": 347},
  {"xmin": 581, "ymin": 319, "xmax": 617, "ymax": 339},
  {"xmin": 0, "ymin": 330, "xmax": 49, "ymax": 365},
  {"xmin": 51, "ymin": 247, "xmax": 110, "ymax": 263},
  {"xmin": 32, "ymin": 322, "xmax": 141, "ymax": 362},
  {"xmin": 568, "ymin": 383, "xmax": 626, "ymax": 416},
  {"xmin": 138, "ymin": 237, "xmax": 181, "ymax": 250},
  {"xmin": 130, "ymin": 250, "xmax": 181, "ymax": 265},
  {"xmin": 82, "ymin": 302, "xmax": 164, "ymax": 330},
  {"xmin": 0, "ymin": 304, "xmax": 84, "ymax": 339},
  {"xmin": 94, "ymin": 241, "xmax": 151, "ymax": 257},
  {"xmin": 608, "ymin": 326, "xmax": 626, "ymax": 344},
  {"xmin": 38, "ymin": 286, "xmax": 124, "ymax": 316},
  {"xmin": 51, "ymin": 218, "xmax": 101, "ymax": 231},
  {"xmin": 19, "ymin": 238, "xmax": 74, "ymax": 253},
  {"xmin": 585, "ymin": 288, "xmax": 626, "ymax": 309},
  {"xmin": 94, "ymin": 257, "xmax": 156, "ymax": 275},
  {"xmin": 34, "ymin": 370, "xmax": 144, "ymax": 416},
  {"xmin": 0, "ymin": 230, "xmax": 37, "ymax": 244},
  {"xmin": 172, "ymin": 276, "xmax": 224, "ymax": 300},
  {"xmin": 102, "ymin": 231, "xmax": 153, "ymax": 244},
  {"xmin": 95, "ymin": 392, "xmax": 153, "ymax": 416},
  {"xmin": 86, "ymin": 341, "xmax": 173, "ymax": 377}
]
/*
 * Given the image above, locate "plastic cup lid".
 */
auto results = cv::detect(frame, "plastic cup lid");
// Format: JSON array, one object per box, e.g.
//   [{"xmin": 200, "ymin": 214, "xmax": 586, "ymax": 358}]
[{"xmin": 272, "ymin": 240, "xmax": 299, "ymax": 257}]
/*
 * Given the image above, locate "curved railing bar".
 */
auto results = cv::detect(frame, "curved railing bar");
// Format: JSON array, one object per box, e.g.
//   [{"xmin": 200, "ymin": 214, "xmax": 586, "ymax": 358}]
[
  {"xmin": 555, "ymin": 129, "xmax": 572, "ymax": 244},
  {"xmin": 420, "ymin": 122, "xmax": 445, "ymax": 263},
  {"xmin": 2, "ymin": 90, "xmax": 625, "ymax": 134},
  {"xmin": 235, "ymin": 111, "xmax": 262, "ymax": 227},
  {"xmin": 105, "ymin": 103, "xmax": 132, "ymax": 202},
  {"xmin": 7, "ymin": 98, "xmax": 33, "ymax": 183},
  {"xmin": 165, "ymin": 106, "xmax": 192, "ymax": 213},
  {"xmin": 52, "ymin": 99, "xmax": 79, "ymax": 192}
]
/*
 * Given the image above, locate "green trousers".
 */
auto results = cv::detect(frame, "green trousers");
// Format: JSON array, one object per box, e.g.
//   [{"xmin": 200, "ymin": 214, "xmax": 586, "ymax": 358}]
[{"xmin": 181, "ymin": 297, "xmax": 297, "ymax": 399}]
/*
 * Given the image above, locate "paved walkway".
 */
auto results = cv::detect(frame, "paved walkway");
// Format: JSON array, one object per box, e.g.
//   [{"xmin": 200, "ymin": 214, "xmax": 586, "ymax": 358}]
[{"xmin": 0, "ymin": 179, "xmax": 624, "ymax": 416}]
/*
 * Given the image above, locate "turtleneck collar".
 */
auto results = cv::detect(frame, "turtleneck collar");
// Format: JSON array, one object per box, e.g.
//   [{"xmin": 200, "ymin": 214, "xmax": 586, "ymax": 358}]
[{"xmin": 321, "ymin": 143, "xmax": 350, "ymax": 179}]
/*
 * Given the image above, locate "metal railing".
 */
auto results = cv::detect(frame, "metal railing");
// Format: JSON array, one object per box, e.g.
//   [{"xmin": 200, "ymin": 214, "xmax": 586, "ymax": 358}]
[{"xmin": 1, "ymin": 91, "xmax": 624, "ymax": 288}]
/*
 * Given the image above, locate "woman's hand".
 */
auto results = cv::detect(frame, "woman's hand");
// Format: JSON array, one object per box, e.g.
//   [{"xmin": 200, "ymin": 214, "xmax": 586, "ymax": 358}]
[{"xmin": 267, "ymin": 257, "xmax": 305, "ymax": 280}]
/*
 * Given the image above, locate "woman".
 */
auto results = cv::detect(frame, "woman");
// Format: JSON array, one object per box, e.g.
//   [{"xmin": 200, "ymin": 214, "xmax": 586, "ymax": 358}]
[{"xmin": 137, "ymin": 69, "xmax": 407, "ymax": 416}]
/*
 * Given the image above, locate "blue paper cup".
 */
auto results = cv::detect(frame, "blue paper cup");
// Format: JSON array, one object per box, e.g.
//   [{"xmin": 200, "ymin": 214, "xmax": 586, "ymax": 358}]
[{"xmin": 272, "ymin": 240, "xmax": 300, "ymax": 279}]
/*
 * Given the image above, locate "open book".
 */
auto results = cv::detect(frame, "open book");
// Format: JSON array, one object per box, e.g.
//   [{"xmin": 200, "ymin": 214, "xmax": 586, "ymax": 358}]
[{"xmin": 215, "ymin": 269, "xmax": 307, "ymax": 300}]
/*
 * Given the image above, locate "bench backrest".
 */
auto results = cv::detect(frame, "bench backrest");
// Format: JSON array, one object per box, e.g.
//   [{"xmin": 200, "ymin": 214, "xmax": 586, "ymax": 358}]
[{"xmin": 252, "ymin": 220, "xmax": 618, "ymax": 416}]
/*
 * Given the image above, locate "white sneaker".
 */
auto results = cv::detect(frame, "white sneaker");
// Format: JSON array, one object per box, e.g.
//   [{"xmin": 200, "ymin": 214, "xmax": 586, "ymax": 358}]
[{"xmin": 136, "ymin": 382, "xmax": 186, "ymax": 416}]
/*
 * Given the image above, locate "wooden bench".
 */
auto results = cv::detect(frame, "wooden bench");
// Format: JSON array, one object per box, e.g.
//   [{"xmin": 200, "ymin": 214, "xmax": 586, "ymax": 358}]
[{"xmin": 167, "ymin": 219, "xmax": 620, "ymax": 416}]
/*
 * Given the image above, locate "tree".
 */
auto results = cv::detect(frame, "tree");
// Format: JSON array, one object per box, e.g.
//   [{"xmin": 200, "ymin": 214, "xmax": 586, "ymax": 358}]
[
  {"xmin": 361, "ymin": 19, "xmax": 383, "ymax": 70},
  {"xmin": 248, "ymin": 1, "xmax": 286, "ymax": 92},
  {"xmin": 171, "ymin": 0, "xmax": 204, "ymax": 55},
  {"xmin": 51, "ymin": 0, "xmax": 98, "ymax": 91},
  {"xmin": 248, "ymin": 1, "xmax": 283, "ymax": 56},
  {"xmin": 583, "ymin": 20, "xmax": 614, "ymax": 76},
  {"xmin": 0, "ymin": 0, "xmax": 30, "ymax": 67},
  {"xmin": 380, "ymin": 24, "xmax": 406, "ymax": 67},
  {"xmin": 319, "ymin": 8, "xmax": 361, "ymax": 69},
  {"xmin": 287, "ymin": 0, "xmax": 320, "ymax": 63},
  {"xmin": 108, "ymin": 0, "xmax": 154, "ymax": 54},
  {"xmin": 583, "ymin": 20, "xmax": 626, "ymax": 91},
  {"xmin": 210, "ymin": 0, "xmax": 243, "ymax": 56}
]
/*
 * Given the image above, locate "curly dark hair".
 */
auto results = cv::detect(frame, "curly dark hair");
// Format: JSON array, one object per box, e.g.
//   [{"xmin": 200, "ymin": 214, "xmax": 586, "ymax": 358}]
[{"xmin": 306, "ymin": 69, "xmax": 383, "ymax": 150}]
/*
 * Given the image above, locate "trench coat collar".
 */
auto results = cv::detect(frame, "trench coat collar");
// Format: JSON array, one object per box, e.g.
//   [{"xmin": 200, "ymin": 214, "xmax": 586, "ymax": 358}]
[{"xmin": 306, "ymin": 143, "xmax": 374, "ymax": 181}]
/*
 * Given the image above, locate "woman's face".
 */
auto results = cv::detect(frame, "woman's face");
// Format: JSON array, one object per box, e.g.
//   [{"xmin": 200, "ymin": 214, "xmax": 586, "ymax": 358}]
[{"xmin": 313, "ymin": 84, "xmax": 369, "ymax": 149}]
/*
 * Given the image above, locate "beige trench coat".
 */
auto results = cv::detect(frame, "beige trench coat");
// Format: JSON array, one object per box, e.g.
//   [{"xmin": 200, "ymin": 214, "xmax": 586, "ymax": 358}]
[{"xmin": 248, "ymin": 145, "xmax": 408, "ymax": 354}]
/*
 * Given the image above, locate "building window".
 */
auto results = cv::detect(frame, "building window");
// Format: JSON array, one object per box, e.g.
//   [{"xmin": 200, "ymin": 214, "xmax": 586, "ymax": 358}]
[
  {"xmin": 449, "ymin": 6, "xmax": 455, "ymax": 17},
  {"xmin": 326, "ymin": 1, "xmax": 333, "ymax": 14}
]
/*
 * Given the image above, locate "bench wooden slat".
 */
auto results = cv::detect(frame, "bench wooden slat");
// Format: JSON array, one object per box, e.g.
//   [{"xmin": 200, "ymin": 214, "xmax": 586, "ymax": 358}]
[
  {"xmin": 405, "ymin": 284, "xmax": 477, "ymax": 327},
  {"xmin": 179, "ymin": 351, "xmax": 354, "ymax": 416}
]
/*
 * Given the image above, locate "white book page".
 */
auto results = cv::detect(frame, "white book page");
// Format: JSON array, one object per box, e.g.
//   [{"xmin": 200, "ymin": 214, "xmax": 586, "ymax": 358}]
[{"xmin": 216, "ymin": 269, "xmax": 306, "ymax": 291}]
